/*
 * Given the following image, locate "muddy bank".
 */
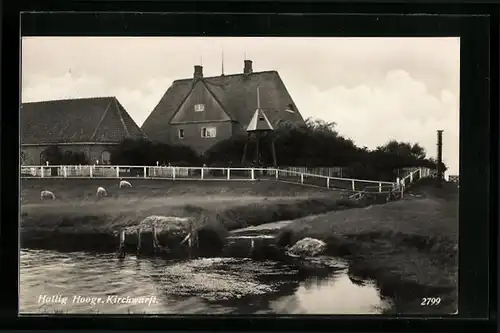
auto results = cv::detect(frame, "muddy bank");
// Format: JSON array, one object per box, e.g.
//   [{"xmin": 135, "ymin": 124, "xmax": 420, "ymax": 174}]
[
  {"xmin": 21, "ymin": 195, "xmax": 359, "ymax": 255},
  {"xmin": 275, "ymin": 181, "xmax": 459, "ymax": 314}
]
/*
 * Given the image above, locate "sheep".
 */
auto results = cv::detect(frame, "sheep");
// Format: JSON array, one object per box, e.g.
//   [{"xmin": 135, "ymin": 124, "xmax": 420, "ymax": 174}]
[
  {"xmin": 96, "ymin": 186, "xmax": 108, "ymax": 197},
  {"xmin": 40, "ymin": 190, "xmax": 56, "ymax": 200},
  {"xmin": 119, "ymin": 180, "xmax": 132, "ymax": 188}
]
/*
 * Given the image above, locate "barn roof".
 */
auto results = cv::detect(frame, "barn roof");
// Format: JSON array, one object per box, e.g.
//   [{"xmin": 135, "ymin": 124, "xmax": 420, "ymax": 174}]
[
  {"xmin": 141, "ymin": 68, "xmax": 305, "ymax": 142},
  {"xmin": 21, "ymin": 96, "xmax": 146, "ymax": 145}
]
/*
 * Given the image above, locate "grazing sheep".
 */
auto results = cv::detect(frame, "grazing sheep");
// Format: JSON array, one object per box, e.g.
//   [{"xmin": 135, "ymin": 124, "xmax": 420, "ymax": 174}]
[
  {"xmin": 40, "ymin": 190, "xmax": 56, "ymax": 200},
  {"xmin": 96, "ymin": 186, "xmax": 107, "ymax": 197},
  {"xmin": 119, "ymin": 180, "xmax": 132, "ymax": 188}
]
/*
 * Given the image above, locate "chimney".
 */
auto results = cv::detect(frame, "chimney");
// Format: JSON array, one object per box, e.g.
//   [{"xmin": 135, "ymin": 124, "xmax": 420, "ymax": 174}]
[
  {"xmin": 194, "ymin": 65, "xmax": 203, "ymax": 79},
  {"xmin": 244, "ymin": 60, "xmax": 253, "ymax": 74},
  {"xmin": 437, "ymin": 130, "xmax": 444, "ymax": 184}
]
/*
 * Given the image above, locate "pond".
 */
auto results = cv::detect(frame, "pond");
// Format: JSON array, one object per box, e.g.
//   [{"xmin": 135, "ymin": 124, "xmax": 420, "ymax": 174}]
[{"xmin": 20, "ymin": 249, "xmax": 392, "ymax": 315}]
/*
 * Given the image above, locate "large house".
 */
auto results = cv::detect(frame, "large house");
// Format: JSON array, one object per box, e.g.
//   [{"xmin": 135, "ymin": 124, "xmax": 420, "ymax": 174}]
[
  {"xmin": 141, "ymin": 60, "xmax": 306, "ymax": 154},
  {"xmin": 21, "ymin": 96, "xmax": 146, "ymax": 165}
]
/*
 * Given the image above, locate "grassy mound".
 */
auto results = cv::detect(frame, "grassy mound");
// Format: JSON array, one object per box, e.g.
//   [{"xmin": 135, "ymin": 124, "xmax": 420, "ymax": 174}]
[
  {"xmin": 276, "ymin": 180, "xmax": 459, "ymax": 314},
  {"xmin": 20, "ymin": 181, "xmax": 357, "ymax": 255}
]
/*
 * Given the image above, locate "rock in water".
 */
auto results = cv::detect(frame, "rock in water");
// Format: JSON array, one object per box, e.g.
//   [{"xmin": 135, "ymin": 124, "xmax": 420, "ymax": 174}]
[{"xmin": 287, "ymin": 237, "xmax": 327, "ymax": 257}]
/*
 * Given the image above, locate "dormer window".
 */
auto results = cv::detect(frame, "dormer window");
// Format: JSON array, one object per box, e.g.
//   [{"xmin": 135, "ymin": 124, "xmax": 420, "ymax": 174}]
[
  {"xmin": 194, "ymin": 104, "xmax": 205, "ymax": 112},
  {"xmin": 285, "ymin": 104, "xmax": 295, "ymax": 113}
]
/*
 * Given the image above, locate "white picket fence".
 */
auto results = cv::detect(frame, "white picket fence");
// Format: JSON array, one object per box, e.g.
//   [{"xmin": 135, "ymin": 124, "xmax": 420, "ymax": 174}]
[
  {"xmin": 348, "ymin": 167, "xmax": 433, "ymax": 201},
  {"xmin": 281, "ymin": 166, "xmax": 345, "ymax": 178},
  {"xmin": 20, "ymin": 165, "xmax": 398, "ymax": 193}
]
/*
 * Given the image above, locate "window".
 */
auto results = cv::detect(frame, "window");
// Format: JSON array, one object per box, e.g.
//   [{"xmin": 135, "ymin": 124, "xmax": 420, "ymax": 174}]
[
  {"xmin": 201, "ymin": 126, "xmax": 217, "ymax": 138},
  {"xmin": 285, "ymin": 104, "xmax": 295, "ymax": 113},
  {"xmin": 259, "ymin": 117, "xmax": 265, "ymax": 121},
  {"xmin": 40, "ymin": 150, "xmax": 49, "ymax": 165},
  {"xmin": 178, "ymin": 129, "xmax": 185, "ymax": 139},
  {"xmin": 194, "ymin": 104, "xmax": 205, "ymax": 112},
  {"xmin": 101, "ymin": 151, "xmax": 111, "ymax": 165}
]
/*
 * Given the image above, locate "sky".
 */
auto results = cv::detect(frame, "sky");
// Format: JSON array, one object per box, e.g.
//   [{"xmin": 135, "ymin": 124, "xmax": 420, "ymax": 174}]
[{"xmin": 21, "ymin": 37, "xmax": 460, "ymax": 175}]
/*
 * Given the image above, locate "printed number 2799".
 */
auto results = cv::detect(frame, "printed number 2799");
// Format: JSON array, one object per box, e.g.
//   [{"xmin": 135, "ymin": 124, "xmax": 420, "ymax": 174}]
[{"xmin": 421, "ymin": 297, "xmax": 441, "ymax": 306}]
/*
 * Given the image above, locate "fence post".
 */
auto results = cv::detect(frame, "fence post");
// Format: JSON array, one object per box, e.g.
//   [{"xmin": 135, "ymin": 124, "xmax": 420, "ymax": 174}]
[
  {"xmin": 378, "ymin": 182, "xmax": 382, "ymax": 193},
  {"xmin": 300, "ymin": 173, "xmax": 304, "ymax": 184},
  {"xmin": 90, "ymin": 166, "xmax": 93, "ymax": 178},
  {"xmin": 116, "ymin": 167, "xmax": 119, "ymax": 178},
  {"xmin": 117, "ymin": 229, "xmax": 126, "ymax": 258},
  {"xmin": 143, "ymin": 166, "xmax": 147, "ymax": 178},
  {"xmin": 251, "ymin": 168, "xmax": 255, "ymax": 180},
  {"xmin": 172, "ymin": 167, "xmax": 176, "ymax": 180},
  {"xmin": 275, "ymin": 169, "xmax": 279, "ymax": 179},
  {"xmin": 137, "ymin": 229, "xmax": 142, "ymax": 256},
  {"xmin": 410, "ymin": 172, "xmax": 413, "ymax": 183},
  {"xmin": 227, "ymin": 168, "xmax": 231, "ymax": 180},
  {"xmin": 327, "ymin": 178, "xmax": 330, "ymax": 189},
  {"xmin": 201, "ymin": 167, "xmax": 204, "ymax": 180},
  {"xmin": 63, "ymin": 166, "xmax": 67, "ymax": 178},
  {"xmin": 351, "ymin": 180, "xmax": 355, "ymax": 191},
  {"xmin": 152, "ymin": 225, "xmax": 159, "ymax": 253},
  {"xmin": 41, "ymin": 166, "xmax": 44, "ymax": 178}
]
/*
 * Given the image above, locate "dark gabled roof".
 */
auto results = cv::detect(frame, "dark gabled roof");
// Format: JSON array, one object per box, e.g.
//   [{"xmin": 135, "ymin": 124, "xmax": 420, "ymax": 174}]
[
  {"xmin": 141, "ymin": 70, "xmax": 305, "ymax": 142},
  {"xmin": 21, "ymin": 97, "xmax": 147, "ymax": 145}
]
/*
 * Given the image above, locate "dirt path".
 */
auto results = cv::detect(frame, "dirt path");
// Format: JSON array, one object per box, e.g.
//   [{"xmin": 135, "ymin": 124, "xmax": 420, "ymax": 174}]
[{"xmin": 229, "ymin": 221, "xmax": 294, "ymax": 239}]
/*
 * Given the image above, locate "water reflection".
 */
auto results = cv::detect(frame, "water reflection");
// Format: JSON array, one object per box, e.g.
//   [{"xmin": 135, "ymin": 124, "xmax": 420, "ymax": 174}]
[
  {"xmin": 271, "ymin": 273, "xmax": 390, "ymax": 314},
  {"xmin": 20, "ymin": 249, "xmax": 390, "ymax": 314}
]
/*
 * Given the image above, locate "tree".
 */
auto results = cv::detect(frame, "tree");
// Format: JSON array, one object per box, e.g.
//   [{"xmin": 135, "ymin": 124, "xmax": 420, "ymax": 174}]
[
  {"xmin": 42, "ymin": 146, "xmax": 64, "ymax": 165},
  {"xmin": 62, "ymin": 151, "xmax": 88, "ymax": 165},
  {"xmin": 204, "ymin": 117, "xmax": 444, "ymax": 180},
  {"xmin": 41, "ymin": 146, "xmax": 89, "ymax": 165},
  {"xmin": 21, "ymin": 151, "xmax": 28, "ymax": 165}
]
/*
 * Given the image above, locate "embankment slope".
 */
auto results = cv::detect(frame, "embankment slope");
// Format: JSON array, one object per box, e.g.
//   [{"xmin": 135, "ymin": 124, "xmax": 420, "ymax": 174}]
[
  {"xmin": 21, "ymin": 179, "xmax": 357, "ymax": 253},
  {"xmin": 277, "ymin": 179, "xmax": 459, "ymax": 314}
]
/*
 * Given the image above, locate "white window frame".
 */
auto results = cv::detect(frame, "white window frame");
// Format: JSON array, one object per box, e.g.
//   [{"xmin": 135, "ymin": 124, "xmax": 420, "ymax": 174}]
[
  {"xmin": 178, "ymin": 129, "xmax": 185, "ymax": 139},
  {"xmin": 201, "ymin": 126, "xmax": 217, "ymax": 138},
  {"xmin": 194, "ymin": 104, "xmax": 205, "ymax": 112}
]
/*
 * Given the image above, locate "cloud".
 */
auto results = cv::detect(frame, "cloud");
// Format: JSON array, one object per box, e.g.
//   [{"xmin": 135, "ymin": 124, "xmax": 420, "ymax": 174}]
[
  {"xmin": 22, "ymin": 73, "xmax": 174, "ymax": 126},
  {"xmin": 284, "ymin": 69, "xmax": 459, "ymax": 174}
]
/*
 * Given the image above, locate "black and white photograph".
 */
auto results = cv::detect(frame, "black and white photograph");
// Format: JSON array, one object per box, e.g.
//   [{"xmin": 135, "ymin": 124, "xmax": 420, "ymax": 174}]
[{"xmin": 20, "ymin": 36, "xmax": 459, "ymax": 315}]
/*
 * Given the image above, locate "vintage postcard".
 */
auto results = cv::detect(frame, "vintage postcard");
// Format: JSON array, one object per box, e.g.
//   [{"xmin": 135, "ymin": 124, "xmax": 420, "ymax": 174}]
[{"xmin": 20, "ymin": 36, "xmax": 459, "ymax": 315}]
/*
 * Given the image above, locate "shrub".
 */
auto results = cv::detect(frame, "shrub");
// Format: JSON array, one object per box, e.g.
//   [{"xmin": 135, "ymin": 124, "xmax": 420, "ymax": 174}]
[
  {"xmin": 204, "ymin": 118, "xmax": 444, "ymax": 180},
  {"xmin": 40, "ymin": 146, "xmax": 89, "ymax": 165},
  {"xmin": 110, "ymin": 138, "xmax": 203, "ymax": 166}
]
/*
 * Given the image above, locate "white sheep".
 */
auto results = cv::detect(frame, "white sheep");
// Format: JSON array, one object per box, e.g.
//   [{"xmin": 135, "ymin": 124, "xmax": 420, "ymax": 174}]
[
  {"xmin": 40, "ymin": 190, "xmax": 56, "ymax": 200},
  {"xmin": 96, "ymin": 186, "xmax": 107, "ymax": 197},
  {"xmin": 119, "ymin": 180, "xmax": 132, "ymax": 188}
]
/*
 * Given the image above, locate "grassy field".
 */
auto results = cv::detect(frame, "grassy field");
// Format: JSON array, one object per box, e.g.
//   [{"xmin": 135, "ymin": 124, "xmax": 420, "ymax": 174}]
[
  {"xmin": 21, "ymin": 179, "xmax": 356, "ymax": 254},
  {"xmin": 276, "ymin": 179, "xmax": 459, "ymax": 314},
  {"xmin": 21, "ymin": 178, "xmax": 337, "ymax": 203}
]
